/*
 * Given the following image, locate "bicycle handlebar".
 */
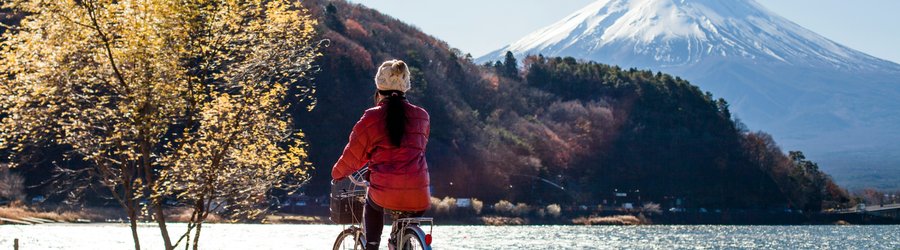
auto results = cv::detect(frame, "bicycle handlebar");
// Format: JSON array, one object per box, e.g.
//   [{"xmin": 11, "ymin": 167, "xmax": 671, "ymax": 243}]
[
  {"xmin": 348, "ymin": 167, "xmax": 369, "ymax": 187},
  {"xmin": 329, "ymin": 167, "xmax": 369, "ymax": 187},
  {"xmin": 331, "ymin": 167, "xmax": 369, "ymax": 187}
]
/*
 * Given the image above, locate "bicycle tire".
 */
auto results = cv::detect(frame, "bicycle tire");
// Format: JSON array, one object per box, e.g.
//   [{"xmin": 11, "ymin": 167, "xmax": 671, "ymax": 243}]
[
  {"xmin": 398, "ymin": 227, "xmax": 429, "ymax": 250},
  {"xmin": 333, "ymin": 227, "xmax": 366, "ymax": 250}
]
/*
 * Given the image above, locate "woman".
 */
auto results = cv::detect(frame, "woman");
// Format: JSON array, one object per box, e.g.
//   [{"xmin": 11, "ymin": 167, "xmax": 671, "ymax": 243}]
[{"xmin": 331, "ymin": 59, "xmax": 431, "ymax": 250}]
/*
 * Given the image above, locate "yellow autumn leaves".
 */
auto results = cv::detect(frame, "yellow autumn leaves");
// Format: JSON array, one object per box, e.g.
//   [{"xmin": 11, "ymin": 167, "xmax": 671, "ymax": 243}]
[{"xmin": 0, "ymin": 0, "xmax": 319, "ymax": 249}]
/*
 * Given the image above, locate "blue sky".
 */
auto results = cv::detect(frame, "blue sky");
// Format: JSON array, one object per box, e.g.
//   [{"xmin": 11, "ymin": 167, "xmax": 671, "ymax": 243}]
[{"xmin": 345, "ymin": 0, "xmax": 900, "ymax": 64}]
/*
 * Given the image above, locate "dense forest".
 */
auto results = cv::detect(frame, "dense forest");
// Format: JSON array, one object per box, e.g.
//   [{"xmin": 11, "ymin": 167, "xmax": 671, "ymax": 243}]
[
  {"xmin": 294, "ymin": 0, "xmax": 850, "ymax": 211},
  {"xmin": 0, "ymin": 0, "xmax": 851, "ymax": 213}
]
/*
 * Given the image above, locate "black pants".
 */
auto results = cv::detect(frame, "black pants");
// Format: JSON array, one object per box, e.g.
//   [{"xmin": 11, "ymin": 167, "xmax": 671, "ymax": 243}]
[{"xmin": 363, "ymin": 197, "xmax": 424, "ymax": 250}]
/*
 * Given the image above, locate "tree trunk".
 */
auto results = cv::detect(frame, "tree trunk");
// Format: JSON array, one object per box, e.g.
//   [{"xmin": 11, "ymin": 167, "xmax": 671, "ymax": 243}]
[
  {"xmin": 191, "ymin": 199, "xmax": 206, "ymax": 250},
  {"xmin": 127, "ymin": 198, "xmax": 142, "ymax": 250},
  {"xmin": 155, "ymin": 204, "xmax": 173, "ymax": 250},
  {"xmin": 192, "ymin": 220, "xmax": 203, "ymax": 250},
  {"xmin": 183, "ymin": 226, "xmax": 191, "ymax": 250},
  {"xmin": 146, "ymin": 172, "xmax": 173, "ymax": 250},
  {"xmin": 141, "ymin": 133, "xmax": 174, "ymax": 250}
]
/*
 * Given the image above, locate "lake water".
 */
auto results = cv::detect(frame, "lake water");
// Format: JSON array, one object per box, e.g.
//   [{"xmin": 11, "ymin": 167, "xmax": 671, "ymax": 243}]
[{"xmin": 0, "ymin": 223, "xmax": 897, "ymax": 249}]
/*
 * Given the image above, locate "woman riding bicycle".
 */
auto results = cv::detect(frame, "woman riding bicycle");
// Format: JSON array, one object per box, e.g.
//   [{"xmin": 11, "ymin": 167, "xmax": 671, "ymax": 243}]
[{"xmin": 332, "ymin": 59, "xmax": 431, "ymax": 250}]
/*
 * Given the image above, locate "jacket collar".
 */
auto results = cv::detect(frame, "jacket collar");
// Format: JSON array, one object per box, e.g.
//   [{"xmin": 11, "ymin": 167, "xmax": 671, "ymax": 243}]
[{"xmin": 377, "ymin": 99, "xmax": 408, "ymax": 106}]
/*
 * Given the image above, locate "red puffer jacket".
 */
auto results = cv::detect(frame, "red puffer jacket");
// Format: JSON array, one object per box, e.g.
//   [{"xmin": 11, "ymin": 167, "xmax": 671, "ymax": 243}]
[{"xmin": 331, "ymin": 100, "xmax": 431, "ymax": 211}]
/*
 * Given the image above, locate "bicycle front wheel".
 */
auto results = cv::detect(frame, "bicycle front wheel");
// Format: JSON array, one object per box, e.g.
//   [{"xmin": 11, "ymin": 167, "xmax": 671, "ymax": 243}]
[
  {"xmin": 399, "ymin": 228, "xmax": 429, "ymax": 250},
  {"xmin": 333, "ymin": 228, "xmax": 366, "ymax": 250}
]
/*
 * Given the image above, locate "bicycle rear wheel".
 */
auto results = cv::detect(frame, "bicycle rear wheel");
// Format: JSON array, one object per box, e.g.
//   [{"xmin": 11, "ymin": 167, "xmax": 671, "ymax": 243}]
[
  {"xmin": 333, "ymin": 228, "xmax": 366, "ymax": 250},
  {"xmin": 398, "ymin": 228, "xmax": 428, "ymax": 250}
]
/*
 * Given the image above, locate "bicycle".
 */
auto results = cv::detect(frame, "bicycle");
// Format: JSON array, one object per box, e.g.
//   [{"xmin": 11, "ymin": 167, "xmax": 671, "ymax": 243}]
[{"xmin": 331, "ymin": 167, "xmax": 433, "ymax": 250}]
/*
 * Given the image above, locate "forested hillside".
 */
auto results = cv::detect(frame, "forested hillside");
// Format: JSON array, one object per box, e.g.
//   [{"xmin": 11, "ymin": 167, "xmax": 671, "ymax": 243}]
[
  {"xmin": 296, "ymin": 0, "xmax": 849, "ymax": 211},
  {"xmin": 0, "ymin": 0, "xmax": 851, "ymax": 212}
]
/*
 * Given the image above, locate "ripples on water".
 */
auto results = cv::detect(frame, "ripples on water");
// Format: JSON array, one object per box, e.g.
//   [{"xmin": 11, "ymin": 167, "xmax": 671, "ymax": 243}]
[{"xmin": 1, "ymin": 224, "xmax": 898, "ymax": 249}]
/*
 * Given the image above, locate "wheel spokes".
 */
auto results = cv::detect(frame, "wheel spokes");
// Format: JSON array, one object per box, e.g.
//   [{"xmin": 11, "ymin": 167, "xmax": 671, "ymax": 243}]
[{"xmin": 336, "ymin": 231, "xmax": 364, "ymax": 250}]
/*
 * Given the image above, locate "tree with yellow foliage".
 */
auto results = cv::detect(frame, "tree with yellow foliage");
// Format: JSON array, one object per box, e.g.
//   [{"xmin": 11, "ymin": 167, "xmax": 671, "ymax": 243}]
[{"xmin": 0, "ymin": 0, "xmax": 319, "ymax": 249}]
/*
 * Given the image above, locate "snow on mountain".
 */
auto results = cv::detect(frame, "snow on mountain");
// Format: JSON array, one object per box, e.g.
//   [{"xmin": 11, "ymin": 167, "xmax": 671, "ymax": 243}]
[
  {"xmin": 481, "ymin": 0, "xmax": 900, "ymax": 189},
  {"xmin": 494, "ymin": 0, "xmax": 898, "ymax": 71}
]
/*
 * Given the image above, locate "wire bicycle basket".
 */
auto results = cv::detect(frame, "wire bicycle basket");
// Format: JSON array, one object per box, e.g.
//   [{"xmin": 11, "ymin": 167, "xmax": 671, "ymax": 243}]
[{"xmin": 330, "ymin": 168, "xmax": 369, "ymax": 224}]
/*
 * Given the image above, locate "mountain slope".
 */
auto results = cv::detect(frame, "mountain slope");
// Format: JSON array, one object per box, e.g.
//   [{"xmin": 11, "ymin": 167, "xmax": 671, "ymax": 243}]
[
  {"xmin": 293, "ymin": 0, "xmax": 849, "ymax": 210},
  {"xmin": 481, "ymin": 0, "xmax": 900, "ymax": 190}
]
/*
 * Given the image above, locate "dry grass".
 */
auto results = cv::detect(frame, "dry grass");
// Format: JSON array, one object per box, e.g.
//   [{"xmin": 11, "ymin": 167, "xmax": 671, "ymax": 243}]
[
  {"xmin": 0, "ymin": 206, "xmax": 125, "ymax": 224},
  {"xmin": 0, "ymin": 207, "xmax": 78, "ymax": 223},
  {"xmin": 431, "ymin": 197, "xmax": 457, "ymax": 214},
  {"xmin": 471, "ymin": 199, "xmax": 484, "ymax": 215},
  {"xmin": 263, "ymin": 214, "xmax": 328, "ymax": 224},
  {"xmin": 493, "ymin": 200, "xmax": 514, "ymax": 214},
  {"xmin": 1, "ymin": 205, "xmax": 323, "ymax": 225},
  {"xmin": 165, "ymin": 207, "xmax": 225, "ymax": 223},
  {"xmin": 480, "ymin": 216, "xmax": 527, "ymax": 225},
  {"xmin": 572, "ymin": 215, "xmax": 647, "ymax": 225},
  {"xmin": 511, "ymin": 203, "xmax": 531, "ymax": 216},
  {"xmin": 546, "ymin": 204, "xmax": 562, "ymax": 218}
]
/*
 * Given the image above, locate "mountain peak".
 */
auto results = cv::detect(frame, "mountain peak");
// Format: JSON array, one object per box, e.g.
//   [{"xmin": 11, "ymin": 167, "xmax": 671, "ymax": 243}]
[{"xmin": 489, "ymin": 0, "xmax": 896, "ymax": 71}]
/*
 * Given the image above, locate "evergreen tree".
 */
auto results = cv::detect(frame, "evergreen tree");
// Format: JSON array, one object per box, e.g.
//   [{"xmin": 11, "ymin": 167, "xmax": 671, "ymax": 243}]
[
  {"xmin": 716, "ymin": 98, "xmax": 732, "ymax": 119},
  {"xmin": 325, "ymin": 2, "xmax": 345, "ymax": 33},
  {"xmin": 503, "ymin": 51, "xmax": 519, "ymax": 79}
]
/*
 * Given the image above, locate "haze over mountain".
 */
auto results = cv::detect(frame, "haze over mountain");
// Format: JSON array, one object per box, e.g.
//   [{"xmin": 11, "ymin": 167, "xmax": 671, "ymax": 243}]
[{"xmin": 481, "ymin": 0, "xmax": 900, "ymax": 190}]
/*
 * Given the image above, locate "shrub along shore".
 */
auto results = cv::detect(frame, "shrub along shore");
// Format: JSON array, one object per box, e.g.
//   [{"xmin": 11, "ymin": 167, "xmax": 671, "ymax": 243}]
[
  {"xmin": 3, "ymin": 196, "xmax": 897, "ymax": 226},
  {"xmin": 0, "ymin": 205, "xmax": 224, "ymax": 225}
]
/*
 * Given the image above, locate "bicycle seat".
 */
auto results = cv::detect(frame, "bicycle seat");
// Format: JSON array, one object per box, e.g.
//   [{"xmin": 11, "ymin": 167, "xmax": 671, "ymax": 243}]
[{"xmin": 389, "ymin": 210, "xmax": 421, "ymax": 220}]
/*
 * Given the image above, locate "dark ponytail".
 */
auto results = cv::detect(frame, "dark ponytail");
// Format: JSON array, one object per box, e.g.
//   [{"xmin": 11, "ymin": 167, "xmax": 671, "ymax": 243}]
[{"xmin": 379, "ymin": 90, "xmax": 406, "ymax": 146}]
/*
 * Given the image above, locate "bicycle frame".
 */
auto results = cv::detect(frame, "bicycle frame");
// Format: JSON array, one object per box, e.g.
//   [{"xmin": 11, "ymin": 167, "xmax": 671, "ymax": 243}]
[
  {"xmin": 334, "ymin": 167, "xmax": 433, "ymax": 250},
  {"xmin": 394, "ymin": 217, "xmax": 433, "ymax": 249}
]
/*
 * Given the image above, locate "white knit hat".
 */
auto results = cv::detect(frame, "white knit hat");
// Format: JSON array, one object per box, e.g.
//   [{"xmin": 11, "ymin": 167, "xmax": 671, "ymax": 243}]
[{"xmin": 374, "ymin": 59, "xmax": 411, "ymax": 92}]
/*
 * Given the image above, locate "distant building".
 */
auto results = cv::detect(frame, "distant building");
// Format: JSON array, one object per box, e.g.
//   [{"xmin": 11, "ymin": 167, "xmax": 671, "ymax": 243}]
[
  {"xmin": 456, "ymin": 198, "xmax": 472, "ymax": 208},
  {"xmin": 280, "ymin": 193, "xmax": 323, "ymax": 214},
  {"xmin": 610, "ymin": 189, "xmax": 642, "ymax": 206},
  {"xmin": 30, "ymin": 195, "xmax": 45, "ymax": 204}
]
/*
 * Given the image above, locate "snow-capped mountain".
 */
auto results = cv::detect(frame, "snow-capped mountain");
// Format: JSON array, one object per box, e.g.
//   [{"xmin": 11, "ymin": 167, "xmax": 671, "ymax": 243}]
[
  {"xmin": 489, "ymin": 0, "xmax": 899, "ymax": 71},
  {"xmin": 481, "ymin": 0, "xmax": 900, "ymax": 189}
]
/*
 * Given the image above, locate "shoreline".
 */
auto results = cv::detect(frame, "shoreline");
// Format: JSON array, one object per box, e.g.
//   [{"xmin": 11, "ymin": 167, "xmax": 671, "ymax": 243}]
[
  {"xmin": 2, "ymin": 206, "xmax": 897, "ymax": 226},
  {"xmin": 3, "ymin": 223, "xmax": 895, "ymax": 249}
]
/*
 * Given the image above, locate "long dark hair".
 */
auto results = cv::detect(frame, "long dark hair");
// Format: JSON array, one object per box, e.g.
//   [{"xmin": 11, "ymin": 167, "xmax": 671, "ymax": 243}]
[{"xmin": 377, "ymin": 90, "xmax": 407, "ymax": 146}]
